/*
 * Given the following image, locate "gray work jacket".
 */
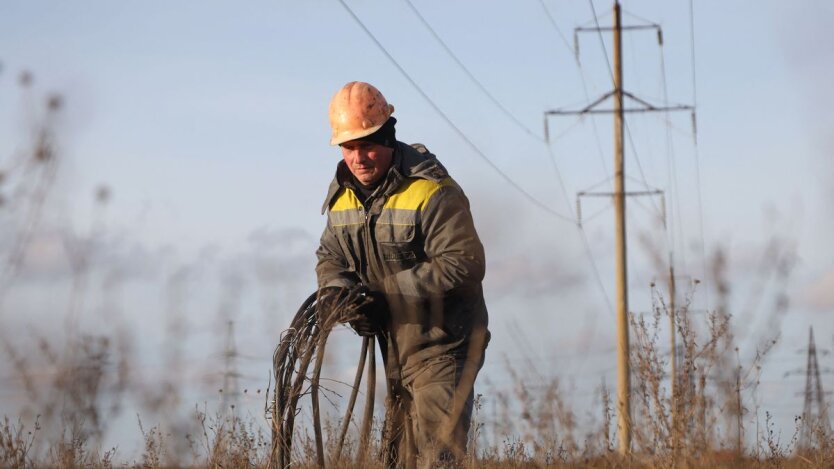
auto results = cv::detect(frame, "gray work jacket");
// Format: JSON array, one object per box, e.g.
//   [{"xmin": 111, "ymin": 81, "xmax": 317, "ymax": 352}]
[{"xmin": 316, "ymin": 142, "xmax": 489, "ymax": 381}]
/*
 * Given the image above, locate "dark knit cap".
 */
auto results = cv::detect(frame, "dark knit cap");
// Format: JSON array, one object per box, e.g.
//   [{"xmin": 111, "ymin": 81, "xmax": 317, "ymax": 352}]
[{"xmin": 353, "ymin": 117, "xmax": 397, "ymax": 148}]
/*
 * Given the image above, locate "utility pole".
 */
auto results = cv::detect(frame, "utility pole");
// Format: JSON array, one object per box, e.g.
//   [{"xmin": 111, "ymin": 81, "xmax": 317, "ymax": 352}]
[
  {"xmin": 669, "ymin": 262, "xmax": 678, "ymax": 450},
  {"xmin": 611, "ymin": 1, "xmax": 631, "ymax": 453},
  {"xmin": 544, "ymin": 1, "xmax": 693, "ymax": 455}
]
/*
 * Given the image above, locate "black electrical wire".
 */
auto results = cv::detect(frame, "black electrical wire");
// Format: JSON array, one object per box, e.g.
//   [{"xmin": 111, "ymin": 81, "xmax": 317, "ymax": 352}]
[{"xmin": 268, "ymin": 287, "xmax": 376, "ymax": 469}]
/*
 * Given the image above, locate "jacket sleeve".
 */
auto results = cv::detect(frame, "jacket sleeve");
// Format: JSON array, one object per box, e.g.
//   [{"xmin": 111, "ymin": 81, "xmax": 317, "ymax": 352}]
[
  {"xmin": 383, "ymin": 184, "xmax": 485, "ymax": 298},
  {"xmin": 315, "ymin": 218, "xmax": 360, "ymax": 289}
]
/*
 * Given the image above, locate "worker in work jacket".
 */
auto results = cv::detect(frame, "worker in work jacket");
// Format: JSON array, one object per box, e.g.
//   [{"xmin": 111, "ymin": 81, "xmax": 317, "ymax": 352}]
[{"xmin": 316, "ymin": 81, "xmax": 489, "ymax": 468}]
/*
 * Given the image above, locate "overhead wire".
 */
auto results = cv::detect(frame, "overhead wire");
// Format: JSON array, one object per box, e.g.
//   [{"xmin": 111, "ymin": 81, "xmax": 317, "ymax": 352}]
[
  {"xmin": 620, "ymin": 7, "xmax": 658, "ymax": 27},
  {"xmin": 538, "ymin": 0, "xmax": 610, "ymax": 178},
  {"xmin": 623, "ymin": 23, "xmax": 664, "ymax": 218},
  {"xmin": 581, "ymin": 203, "xmax": 613, "ymax": 225},
  {"xmin": 648, "ymin": 113, "xmax": 697, "ymax": 139},
  {"xmin": 533, "ymin": 0, "xmax": 616, "ymax": 316},
  {"xmin": 583, "ymin": 0, "xmax": 660, "ymax": 218},
  {"xmin": 404, "ymin": 0, "xmax": 589, "ymax": 233},
  {"xmin": 336, "ymin": 0, "xmax": 574, "ymax": 223},
  {"xmin": 582, "ymin": 0, "xmax": 671, "ymax": 318},
  {"xmin": 338, "ymin": 0, "xmax": 616, "ymax": 321},
  {"xmin": 585, "ymin": 0, "xmax": 691, "ymax": 318},
  {"xmin": 535, "ymin": 0, "xmax": 574, "ymax": 55},
  {"xmin": 586, "ymin": 0, "xmax": 615, "ymax": 84},
  {"xmin": 546, "ymin": 142, "xmax": 615, "ymax": 316},
  {"xmin": 535, "ymin": 0, "xmax": 618, "ymax": 317},
  {"xmin": 585, "ymin": 0, "xmax": 662, "ymax": 221},
  {"xmin": 404, "ymin": 0, "xmax": 580, "ymax": 221},
  {"xmin": 689, "ymin": 0, "xmax": 711, "ymax": 310},
  {"xmin": 621, "ymin": 13, "xmax": 664, "ymax": 221},
  {"xmin": 628, "ymin": 192, "xmax": 658, "ymax": 221},
  {"xmin": 403, "ymin": 0, "xmax": 542, "ymax": 142},
  {"xmin": 658, "ymin": 35, "xmax": 689, "ymax": 276},
  {"xmin": 624, "ymin": 121, "xmax": 663, "ymax": 220},
  {"xmin": 374, "ymin": 0, "xmax": 616, "ymax": 317}
]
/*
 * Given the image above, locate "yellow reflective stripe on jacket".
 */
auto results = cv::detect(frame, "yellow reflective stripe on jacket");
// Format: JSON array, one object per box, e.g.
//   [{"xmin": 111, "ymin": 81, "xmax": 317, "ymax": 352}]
[
  {"xmin": 329, "ymin": 177, "xmax": 454, "ymax": 227},
  {"xmin": 330, "ymin": 178, "xmax": 453, "ymax": 213},
  {"xmin": 383, "ymin": 177, "xmax": 454, "ymax": 212},
  {"xmin": 329, "ymin": 188, "xmax": 363, "ymax": 227},
  {"xmin": 331, "ymin": 187, "xmax": 362, "ymax": 211}
]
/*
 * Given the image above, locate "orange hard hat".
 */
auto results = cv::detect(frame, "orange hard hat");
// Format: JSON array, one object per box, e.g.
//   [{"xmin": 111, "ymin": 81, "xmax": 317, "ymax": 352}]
[{"xmin": 328, "ymin": 81, "xmax": 395, "ymax": 146}]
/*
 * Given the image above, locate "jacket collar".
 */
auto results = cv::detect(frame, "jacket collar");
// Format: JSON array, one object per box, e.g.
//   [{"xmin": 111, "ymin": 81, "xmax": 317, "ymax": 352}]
[{"xmin": 321, "ymin": 142, "xmax": 448, "ymax": 214}]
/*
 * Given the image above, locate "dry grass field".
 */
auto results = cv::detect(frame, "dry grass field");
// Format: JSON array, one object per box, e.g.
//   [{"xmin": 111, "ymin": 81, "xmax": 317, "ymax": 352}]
[
  {"xmin": 1, "ymin": 75, "xmax": 831, "ymax": 469},
  {"xmin": 2, "ymin": 249, "xmax": 829, "ymax": 468}
]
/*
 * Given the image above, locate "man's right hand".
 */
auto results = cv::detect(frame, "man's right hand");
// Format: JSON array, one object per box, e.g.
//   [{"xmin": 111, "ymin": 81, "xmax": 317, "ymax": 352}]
[
  {"xmin": 348, "ymin": 290, "xmax": 387, "ymax": 337},
  {"xmin": 316, "ymin": 285, "xmax": 386, "ymax": 336}
]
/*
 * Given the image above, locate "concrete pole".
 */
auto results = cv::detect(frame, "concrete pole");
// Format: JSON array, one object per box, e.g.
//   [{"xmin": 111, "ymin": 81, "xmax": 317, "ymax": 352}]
[
  {"xmin": 669, "ymin": 264, "xmax": 678, "ymax": 450},
  {"xmin": 613, "ymin": 0, "xmax": 631, "ymax": 455}
]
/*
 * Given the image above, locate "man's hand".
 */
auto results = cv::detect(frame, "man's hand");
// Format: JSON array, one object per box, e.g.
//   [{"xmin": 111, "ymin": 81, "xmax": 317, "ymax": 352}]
[
  {"xmin": 316, "ymin": 285, "xmax": 387, "ymax": 336},
  {"xmin": 348, "ymin": 288, "xmax": 387, "ymax": 337}
]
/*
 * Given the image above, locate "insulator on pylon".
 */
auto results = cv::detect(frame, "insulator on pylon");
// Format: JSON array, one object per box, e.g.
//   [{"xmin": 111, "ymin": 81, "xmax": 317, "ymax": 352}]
[
  {"xmin": 691, "ymin": 111, "xmax": 698, "ymax": 145},
  {"xmin": 661, "ymin": 193, "xmax": 667, "ymax": 229}
]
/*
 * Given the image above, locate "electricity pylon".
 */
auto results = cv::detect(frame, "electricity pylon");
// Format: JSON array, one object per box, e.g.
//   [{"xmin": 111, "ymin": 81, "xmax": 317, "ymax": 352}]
[{"xmin": 799, "ymin": 326, "xmax": 831, "ymax": 450}]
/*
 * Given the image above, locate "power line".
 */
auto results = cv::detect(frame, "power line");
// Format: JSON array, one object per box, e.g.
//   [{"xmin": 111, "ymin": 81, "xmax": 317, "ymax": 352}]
[
  {"xmin": 403, "ymin": 0, "xmax": 542, "ymax": 141},
  {"xmin": 535, "ymin": 0, "xmax": 575, "ymax": 63},
  {"xmin": 337, "ymin": 0, "xmax": 574, "ymax": 223},
  {"xmin": 582, "ymin": 3, "xmax": 684, "ymax": 290},
  {"xmin": 620, "ymin": 7, "xmax": 658, "ymax": 28},
  {"xmin": 689, "ymin": 0, "xmax": 710, "ymax": 311},
  {"xmin": 581, "ymin": 0, "xmax": 666, "ymax": 220},
  {"xmin": 532, "ymin": 41, "xmax": 616, "ymax": 320},
  {"xmin": 403, "ymin": 0, "xmax": 609, "ymax": 259},
  {"xmin": 658, "ymin": 40, "xmax": 689, "ymax": 277},
  {"xmin": 403, "ymin": 0, "xmax": 616, "ymax": 316},
  {"xmin": 586, "ymin": 0, "xmax": 615, "ymax": 86},
  {"xmin": 624, "ymin": 121, "xmax": 663, "ymax": 220},
  {"xmin": 581, "ymin": 1, "xmax": 665, "ymax": 219},
  {"xmin": 688, "ymin": 0, "xmax": 699, "ymax": 114},
  {"xmin": 416, "ymin": 0, "xmax": 614, "ymax": 317},
  {"xmin": 539, "ymin": 0, "xmax": 610, "ymax": 179},
  {"xmin": 546, "ymin": 142, "xmax": 615, "ymax": 316},
  {"xmin": 339, "ymin": 0, "xmax": 615, "ymax": 317},
  {"xmin": 404, "ymin": 0, "xmax": 581, "ymax": 221}
]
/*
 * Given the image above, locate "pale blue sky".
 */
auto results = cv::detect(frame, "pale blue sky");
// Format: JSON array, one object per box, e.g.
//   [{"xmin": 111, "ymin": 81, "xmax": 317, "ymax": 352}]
[{"xmin": 1, "ymin": 0, "xmax": 832, "ymax": 457}]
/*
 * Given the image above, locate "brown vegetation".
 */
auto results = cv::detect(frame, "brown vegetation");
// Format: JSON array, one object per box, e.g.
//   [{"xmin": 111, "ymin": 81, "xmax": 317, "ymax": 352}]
[{"xmin": 1, "ymin": 72, "xmax": 831, "ymax": 468}]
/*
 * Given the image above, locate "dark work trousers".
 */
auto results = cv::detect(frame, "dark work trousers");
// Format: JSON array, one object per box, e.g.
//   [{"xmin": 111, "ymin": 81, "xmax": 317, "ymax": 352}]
[{"xmin": 385, "ymin": 345, "xmax": 486, "ymax": 469}]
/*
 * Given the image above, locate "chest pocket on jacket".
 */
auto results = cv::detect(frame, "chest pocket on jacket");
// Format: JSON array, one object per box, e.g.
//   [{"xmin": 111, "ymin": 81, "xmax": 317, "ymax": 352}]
[{"xmin": 376, "ymin": 222, "xmax": 420, "ymax": 266}]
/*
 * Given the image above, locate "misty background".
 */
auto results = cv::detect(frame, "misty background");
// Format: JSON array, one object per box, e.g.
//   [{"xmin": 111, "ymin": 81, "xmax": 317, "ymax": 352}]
[{"xmin": 0, "ymin": 0, "xmax": 832, "ymax": 459}]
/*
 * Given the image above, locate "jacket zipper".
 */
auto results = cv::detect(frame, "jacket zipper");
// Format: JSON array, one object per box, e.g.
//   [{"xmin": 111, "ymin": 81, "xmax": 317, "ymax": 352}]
[{"xmin": 360, "ymin": 204, "xmax": 370, "ymax": 284}]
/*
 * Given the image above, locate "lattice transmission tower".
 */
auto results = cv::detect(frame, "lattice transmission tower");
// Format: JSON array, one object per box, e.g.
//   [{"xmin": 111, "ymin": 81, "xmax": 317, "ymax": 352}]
[{"xmin": 799, "ymin": 326, "xmax": 831, "ymax": 450}]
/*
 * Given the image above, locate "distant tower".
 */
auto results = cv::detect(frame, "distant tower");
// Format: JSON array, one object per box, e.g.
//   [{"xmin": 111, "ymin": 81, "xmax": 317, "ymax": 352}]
[
  {"xmin": 222, "ymin": 320, "xmax": 241, "ymax": 411},
  {"xmin": 799, "ymin": 327, "xmax": 830, "ymax": 450}
]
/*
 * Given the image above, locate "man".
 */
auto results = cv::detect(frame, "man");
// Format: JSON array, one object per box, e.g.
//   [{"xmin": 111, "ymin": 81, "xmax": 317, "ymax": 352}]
[{"xmin": 315, "ymin": 81, "xmax": 490, "ymax": 468}]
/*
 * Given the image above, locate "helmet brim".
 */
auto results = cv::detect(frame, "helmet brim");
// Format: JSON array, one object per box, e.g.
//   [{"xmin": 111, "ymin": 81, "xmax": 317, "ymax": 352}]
[{"xmin": 330, "ymin": 121, "xmax": 386, "ymax": 146}]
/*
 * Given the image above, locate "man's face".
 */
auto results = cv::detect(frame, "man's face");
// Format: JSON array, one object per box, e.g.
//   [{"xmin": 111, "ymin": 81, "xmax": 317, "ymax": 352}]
[{"xmin": 340, "ymin": 140, "xmax": 394, "ymax": 186}]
